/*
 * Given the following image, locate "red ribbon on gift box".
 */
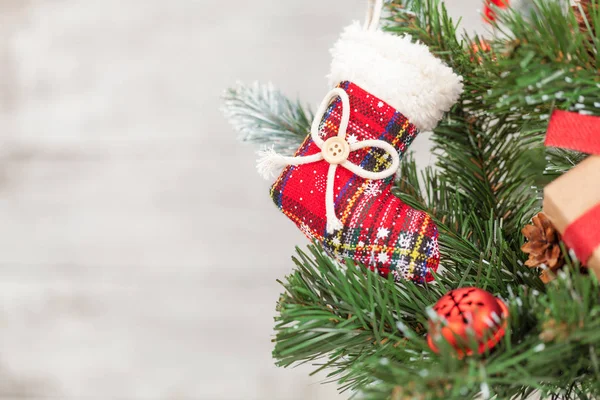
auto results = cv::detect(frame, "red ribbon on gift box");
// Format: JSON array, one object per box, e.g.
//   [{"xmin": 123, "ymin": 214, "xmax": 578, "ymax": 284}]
[
  {"xmin": 546, "ymin": 110, "xmax": 600, "ymax": 154},
  {"xmin": 563, "ymin": 204, "xmax": 600, "ymax": 265},
  {"xmin": 545, "ymin": 110, "xmax": 600, "ymax": 265}
]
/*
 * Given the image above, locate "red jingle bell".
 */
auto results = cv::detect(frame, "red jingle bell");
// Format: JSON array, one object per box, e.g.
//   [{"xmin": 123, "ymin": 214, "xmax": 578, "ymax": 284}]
[{"xmin": 427, "ymin": 287, "xmax": 509, "ymax": 357}]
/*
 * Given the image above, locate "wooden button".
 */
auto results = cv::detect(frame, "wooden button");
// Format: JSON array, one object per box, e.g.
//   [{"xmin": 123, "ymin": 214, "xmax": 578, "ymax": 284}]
[{"xmin": 322, "ymin": 137, "xmax": 350, "ymax": 164}]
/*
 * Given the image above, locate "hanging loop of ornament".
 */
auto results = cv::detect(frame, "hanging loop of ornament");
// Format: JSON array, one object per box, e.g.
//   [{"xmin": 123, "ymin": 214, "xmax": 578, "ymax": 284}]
[
  {"xmin": 256, "ymin": 88, "xmax": 400, "ymax": 234},
  {"xmin": 364, "ymin": 0, "xmax": 384, "ymax": 31}
]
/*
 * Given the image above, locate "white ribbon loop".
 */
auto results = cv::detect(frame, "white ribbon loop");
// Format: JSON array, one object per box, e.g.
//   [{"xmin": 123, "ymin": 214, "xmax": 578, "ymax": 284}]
[
  {"xmin": 310, "ymin": 88, "xmax": 351, "ymax": 145},
  {"xmin": 257, "ymin": 88, "xmax": 400, "ymax": 234},
  {"xmin": 346, "ymin": 140, "xmax": 400, "ymax": 180},
  {"xmin": 325, "ymin": 164, "xmax": 343, "ymax": 233},
  {"xmin": 364, "ymin": 0, "xmax": 384, "ymax": 32}
]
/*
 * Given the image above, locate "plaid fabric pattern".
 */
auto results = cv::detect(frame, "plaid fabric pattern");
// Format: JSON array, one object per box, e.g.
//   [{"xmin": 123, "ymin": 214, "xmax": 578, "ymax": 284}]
[{"xmin": 270, "ymin": 81, "xmax": 440, "ymax": 283}]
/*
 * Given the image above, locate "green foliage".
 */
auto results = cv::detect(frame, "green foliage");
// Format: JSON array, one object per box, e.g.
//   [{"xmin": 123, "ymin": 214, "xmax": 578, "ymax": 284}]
[
  {"xmin": 388, "ymin": 0, "xmax": 599, "ymax": 176},
  {"xmin": 276, "ymin": 246, "xmax": 600, "ymax": 399},
  {"xmin": 276, "ymin": 250, "xmax": 600, "ymax": 399},
  {"xmin": 224, "ymin": 0, "xmax": 600, "ymax": 398}
]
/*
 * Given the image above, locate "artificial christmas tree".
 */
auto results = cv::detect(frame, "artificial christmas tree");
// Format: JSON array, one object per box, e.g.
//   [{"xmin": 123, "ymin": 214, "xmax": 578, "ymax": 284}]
[{"xmin": 223, "ymin": 0, "xmax": 600, "ymax": 398}]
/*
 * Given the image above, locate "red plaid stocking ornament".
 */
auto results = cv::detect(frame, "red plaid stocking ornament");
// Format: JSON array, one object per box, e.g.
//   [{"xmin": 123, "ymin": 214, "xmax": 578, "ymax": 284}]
[{"xmin": 258, "ymin": 3, "xmax": 463, "ymax": 283}]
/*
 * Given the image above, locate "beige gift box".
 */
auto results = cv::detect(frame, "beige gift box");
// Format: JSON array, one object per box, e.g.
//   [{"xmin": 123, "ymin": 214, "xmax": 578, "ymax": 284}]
[{"xmin": 543, "ymin": 155, "xmax": 600, "ymax": 276}]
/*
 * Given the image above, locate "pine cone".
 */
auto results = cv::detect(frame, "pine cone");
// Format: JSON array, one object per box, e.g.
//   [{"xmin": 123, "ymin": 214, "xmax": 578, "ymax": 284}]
[{"xmin": 521, "ymin": 212, "xmax": 565, "ymax": 282}]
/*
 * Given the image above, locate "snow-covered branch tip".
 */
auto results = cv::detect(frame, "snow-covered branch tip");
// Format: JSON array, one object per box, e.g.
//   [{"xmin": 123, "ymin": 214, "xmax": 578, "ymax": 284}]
[{"xmin": 222, "ymin": 82, "xmax": 313, "ymax": 154}]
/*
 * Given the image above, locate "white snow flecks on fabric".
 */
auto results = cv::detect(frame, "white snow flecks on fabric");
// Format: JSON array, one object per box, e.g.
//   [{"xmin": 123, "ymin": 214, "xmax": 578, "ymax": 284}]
[{"xmin": 328, "ymin": 22, "xmax": 464, "ymax": 132}]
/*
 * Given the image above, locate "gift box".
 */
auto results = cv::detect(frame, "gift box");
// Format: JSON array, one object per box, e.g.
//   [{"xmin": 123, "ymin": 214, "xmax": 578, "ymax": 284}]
[{"xmin": 543, "ymin": 155, "xmax": 600, "ymax": 276}]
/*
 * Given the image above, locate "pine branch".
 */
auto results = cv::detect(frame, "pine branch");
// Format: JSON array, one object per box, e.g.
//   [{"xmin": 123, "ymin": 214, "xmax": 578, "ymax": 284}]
[
  {"xmin": 274, "ymin": 244, "xmax": 450, "ymax": 392},
  {"xmin": 394, "ymin": 157, "xmax": 544, "ymax": 295},
  {"xmin": 359, "ymin": 268, "xmax": 600, "ymax": 400},
  {"xmin": 545, "ymin": 149, "xmax": 589, "ymax": 179},
  {"xmin": 222, "ymin": 82, "xmax": 313, "ymax": 154},
  {"xmin": 275, "ymin": 243, "xmax": 600, "ymax": 399},
  {"xmin": 388, "ymin": 0, "xmax": 600, "ymax": 183}
]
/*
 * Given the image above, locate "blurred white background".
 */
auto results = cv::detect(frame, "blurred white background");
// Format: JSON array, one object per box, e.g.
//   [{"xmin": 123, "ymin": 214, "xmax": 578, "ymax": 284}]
[{"xmin": 0, "ymin": 1, "xmax": 485, "ymax": 399}]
